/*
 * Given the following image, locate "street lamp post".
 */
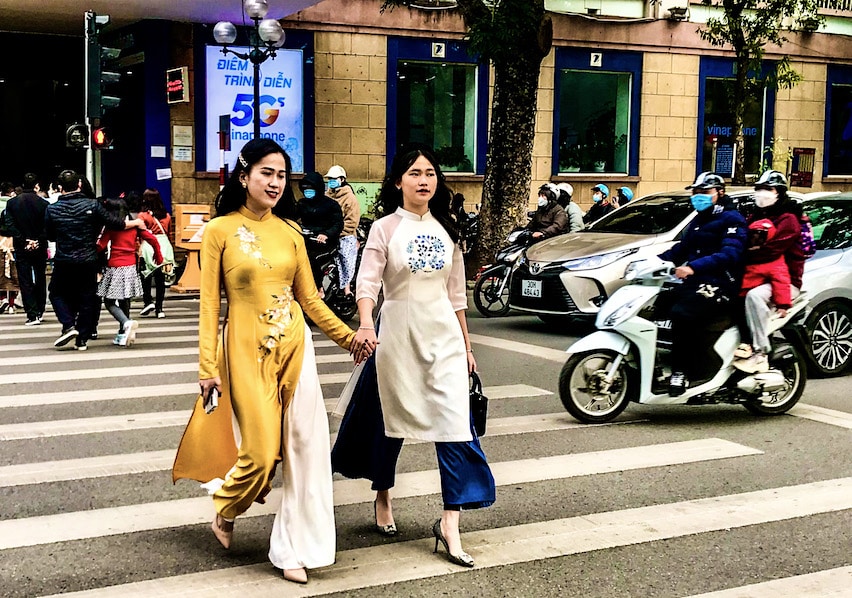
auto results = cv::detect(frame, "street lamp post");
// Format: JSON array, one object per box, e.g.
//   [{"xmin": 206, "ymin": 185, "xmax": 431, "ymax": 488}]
[{"xmin": 213, "ymin": 0, "xmax": 286, "ymax": 140}]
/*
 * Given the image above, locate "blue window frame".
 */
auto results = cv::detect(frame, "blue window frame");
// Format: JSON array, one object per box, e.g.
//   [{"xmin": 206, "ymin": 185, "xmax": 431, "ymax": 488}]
[
  {"xmin": 387, "ymin": 37, "xmax": 488, "ymax": 174},
  {"xmin": 825, "ymin": 65, "xmax": 852, "ymax": 176},
  {"xmin": 697, "ymin": 57, "xmax": 776, "ymax": 179},
  {"xmin": 553, "ymin": 48, "xmax": 642, "ymax": 176},
  {"xmin": 194, "ymin": 27, "xmax": 314, "ymax": 173}
]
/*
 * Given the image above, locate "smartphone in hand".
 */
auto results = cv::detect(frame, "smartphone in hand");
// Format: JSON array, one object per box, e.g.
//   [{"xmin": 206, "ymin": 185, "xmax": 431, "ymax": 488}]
[{"xmin": 203, "ymin": 387, "xmax": 219, "ymax": 414}]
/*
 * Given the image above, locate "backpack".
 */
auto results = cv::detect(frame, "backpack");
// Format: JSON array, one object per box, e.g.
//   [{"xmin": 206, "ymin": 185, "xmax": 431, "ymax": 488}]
[{"xmin": 798, "ymin": 213, "xmax": 817, "ymax": 259}]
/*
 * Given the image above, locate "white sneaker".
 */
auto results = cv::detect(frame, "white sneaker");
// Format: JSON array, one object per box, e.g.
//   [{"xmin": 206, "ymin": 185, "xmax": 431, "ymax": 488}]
[
  {"xmin": 734, "ymin": 352, "xmax": 769, "ymax": 374},
  {"xmin": 7, "ymin": 306, "xmax": 15, "ymax": 315},
  {"xmin": 113, "ymin": 333, "xmax": 128, "ymax": 346},
  {"xmin": 157, "ymin": 312, "xmax": 165, "ymax": 319},
  {"xmin": 24, "ymin": 317, "xmax": 42, "ymax": 326},
  {"xmin": 123, "ymin": 320, "xmax": 139, "ymax": 347},
  {"xmin": 140, "ymin": 304, "xmax": 156, "ymax": 317}
]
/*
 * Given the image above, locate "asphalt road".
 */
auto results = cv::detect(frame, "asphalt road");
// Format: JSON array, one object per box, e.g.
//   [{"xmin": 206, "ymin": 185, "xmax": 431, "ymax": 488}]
[{"xmin": 0, "ymin": 299, "xmax": 850, "ymax": 597}]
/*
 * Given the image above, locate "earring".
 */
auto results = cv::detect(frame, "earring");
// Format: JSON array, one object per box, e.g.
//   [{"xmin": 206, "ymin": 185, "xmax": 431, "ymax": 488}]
[{"xmin": 241, "ymin": 182, "xmax": 247, "ymax": 188}]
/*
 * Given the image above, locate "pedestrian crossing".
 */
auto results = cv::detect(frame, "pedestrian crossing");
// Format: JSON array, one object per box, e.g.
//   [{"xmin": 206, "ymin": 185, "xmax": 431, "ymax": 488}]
[{"xmin": 1, "ymin": 302, "xmax": 850, "ymax": 597}]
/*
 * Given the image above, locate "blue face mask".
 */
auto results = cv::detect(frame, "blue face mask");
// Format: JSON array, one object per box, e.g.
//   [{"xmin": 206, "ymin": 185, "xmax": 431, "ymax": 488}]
[
  {"xmin": 327, "ymin": 179, "xmax": 340, "ymax": 190},
  {"xmin": 690, "ymin": 193, "xmax": 713, "ymax": 212},
  {"xmin": 592, "ymin": 193, "xmax": 603, "ymax": 203},
  {"xmin": 303, "ymin": 188, "xmax": 316, "ymax": 199}
]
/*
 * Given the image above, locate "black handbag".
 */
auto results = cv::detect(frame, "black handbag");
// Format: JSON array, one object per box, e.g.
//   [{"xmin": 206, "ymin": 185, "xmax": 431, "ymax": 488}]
[{"xmin": 470, "ymin": 371, "xmax": 488, "ymax": 437}]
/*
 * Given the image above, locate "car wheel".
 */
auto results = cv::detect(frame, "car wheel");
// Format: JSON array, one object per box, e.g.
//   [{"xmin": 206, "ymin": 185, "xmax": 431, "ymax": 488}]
[{"xmin": 805, "ymin": 300, "xmax": 852, "ymax": 377}]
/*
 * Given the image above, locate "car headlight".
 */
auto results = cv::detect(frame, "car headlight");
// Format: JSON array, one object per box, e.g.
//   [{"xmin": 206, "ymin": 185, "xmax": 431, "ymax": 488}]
[
  {"xmin": 561, "ymin": 248, "xmax": 638, "ymax": 271},
  {"xmin": 504, "ymin": 248, "xmax": 524, "ymax": 262}
]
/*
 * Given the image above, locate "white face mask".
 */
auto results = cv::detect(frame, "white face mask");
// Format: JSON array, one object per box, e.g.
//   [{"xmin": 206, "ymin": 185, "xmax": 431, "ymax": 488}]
[
  {"xmin": 754, "ymin": 189, "xmax": 777, "ymax": 208},
  {"xmin": 537, "ymin": 197, "xmax": 548, "ymax": 208}
]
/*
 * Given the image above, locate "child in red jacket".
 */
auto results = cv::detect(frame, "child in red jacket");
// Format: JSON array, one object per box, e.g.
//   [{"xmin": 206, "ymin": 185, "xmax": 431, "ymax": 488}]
[
  {"xmin": 739, "ymin": 218, "xmax": 791, "ymax": 309},
  {"xmin": 96, "ymin": 198, "xmax": 163, "ymax": 347}
]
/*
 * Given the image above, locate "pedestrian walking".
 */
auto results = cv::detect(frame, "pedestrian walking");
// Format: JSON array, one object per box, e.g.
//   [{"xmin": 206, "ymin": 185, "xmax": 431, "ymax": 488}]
[
  {"xmin": 138, "ymin": 188, "xmax": 173, "ymax": 318},
  {"xmin": 172, "ymin": 139, "xmax": 362, "ymax": 585},
  {"xmin": 3, "ymin": 173, "xmax": 49, "ymax": 325},
  {"xmin": 45, "ymin": 170, "xmax": 146, "ymax": 351},
  {"xmin": 96, "ymin": 198, "xmax": 164, "ymax": 347},
  {"xmin": 334, "ymin": 145, "xmax": 495, "ymax": 568}
]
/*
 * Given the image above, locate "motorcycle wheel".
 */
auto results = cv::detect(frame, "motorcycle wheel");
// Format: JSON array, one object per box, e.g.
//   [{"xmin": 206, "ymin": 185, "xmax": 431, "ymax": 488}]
[
  {"xmin": 559, "ymin": 350, "xmax": 635, "ymax": 424},
  {"xmin": 743, "ymin": 345, "xmax": 807, "ymax": 415},
  {"xmin": 473, "ymin": 266, "xmax": 512, "ymax": 317}
]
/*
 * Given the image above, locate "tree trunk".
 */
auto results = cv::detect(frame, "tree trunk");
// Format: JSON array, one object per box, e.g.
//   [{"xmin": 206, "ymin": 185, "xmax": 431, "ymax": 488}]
[
  {"xmin": 732, "ymin": 53, "xmax": 749, "ymax": 184},
  {"xmin": 474, "ymin": 58, "xmax": 542, "ymax": 270}
]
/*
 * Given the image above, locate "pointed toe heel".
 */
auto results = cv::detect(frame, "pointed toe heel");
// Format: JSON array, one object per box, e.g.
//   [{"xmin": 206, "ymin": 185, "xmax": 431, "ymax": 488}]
[
  {"xmin": 283, "ymin": 568, "xmax": 308, "ymax": 584},
  {"xmin": 431, "ymin": 519, "xmax": 475, "ymax": 568},
  {"xmin": 373, "ymin": 500, "xmax": 398, "ymax": 537},
  {"xmin": 211, "ymin": 513, "xmax": 233, "ymax": 549}
]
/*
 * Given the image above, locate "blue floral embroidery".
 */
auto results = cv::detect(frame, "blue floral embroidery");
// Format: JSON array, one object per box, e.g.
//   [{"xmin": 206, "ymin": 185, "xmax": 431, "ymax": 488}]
[{"xmin": 406, "ymin": 234, "xmax": 446, "ymax": 273}]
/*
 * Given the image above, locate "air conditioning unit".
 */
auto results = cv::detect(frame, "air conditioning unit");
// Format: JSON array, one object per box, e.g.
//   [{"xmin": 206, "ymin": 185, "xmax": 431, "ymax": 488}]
[{"xmin": 656, "ymin": 0, "xmax": 690, "ymax": 21}]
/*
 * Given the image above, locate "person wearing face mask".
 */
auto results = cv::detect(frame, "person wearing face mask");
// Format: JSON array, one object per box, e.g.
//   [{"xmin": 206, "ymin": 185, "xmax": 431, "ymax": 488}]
[
  {"xmin": 324, "ymin": 165, "xmax": 360, "ymax": 299},
  {"xmin": 732, "ymin": 170, "xmax": 804, "ymax": 374},
  {"xmin": 657, "ymin": 172, "xmax": 747, "ymax": 395},
  {"xmin": 583, "ymin": 184, "xmax": 615, "ymax": 224},
  {"xmin": 556, "ymin": 182, "xmax": 585, "ymax": 232},
  {"xmin": 296, "ymin": 171, "xmax": 344, "ymax": 296},
  {"xmin": 528, "ymin": 184, "xmax": 569, "ymax": 240}
]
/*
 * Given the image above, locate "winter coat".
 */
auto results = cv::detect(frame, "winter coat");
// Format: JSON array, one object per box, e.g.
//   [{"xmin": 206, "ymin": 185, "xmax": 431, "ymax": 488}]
[
  {"xmin": 297, "ymin": 194, "xmax": 344, "ymax": 244},
  {"xmin": 528, "ymin": 201, "xmax": 568, "ymax": 239},
  {"xmin": 584, "ymin": 201, "xmax": 615, "ymax": 224},
  {"xmin": 328, "ymin": 184, "xmax": 360, "ymax": 237},
  {"xmin": 745, "ymin": 199, "xmax": 804, "ymax": 290},
  {"xmin": 44, "ymin": 192, "xmax": 127, "ymax": 263},
  {"xmin": 566, "ymin": 202, "xmax": 585, "ymax": 232},
  {"xmin": 659, "ymin": 204, "xmax": 747, "ymax": 298},
  {"xmin": 4, "ymin": 189, "xmax": 48, "ymax": 254}
]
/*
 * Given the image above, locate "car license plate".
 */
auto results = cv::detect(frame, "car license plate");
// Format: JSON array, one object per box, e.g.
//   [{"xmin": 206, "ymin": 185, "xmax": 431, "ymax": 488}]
[{"xmin": 521, "ymin": 280, "xmax": 542, "ymax": 298}]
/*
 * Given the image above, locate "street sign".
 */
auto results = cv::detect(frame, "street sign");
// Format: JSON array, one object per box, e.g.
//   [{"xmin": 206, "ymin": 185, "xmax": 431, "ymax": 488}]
[{"xmin": 65, "ymin": 123, "xmax": 89, "ymax": 149}]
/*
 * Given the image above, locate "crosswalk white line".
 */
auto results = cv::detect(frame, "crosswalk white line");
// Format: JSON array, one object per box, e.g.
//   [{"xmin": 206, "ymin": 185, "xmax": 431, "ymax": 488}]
[
  {"xmin": 788, "ymin": 404, "xmax": 852, "ymax": 430},
  {"xmin": 0, "ymin": 348, "xmax": 353, "ymax": 368},
  {"xmin": 0, "ymin": 438, "xmax": 761, "ymax": 550},
  {"xmin": 38, "ymin": 478, "xmax": 852, "ymax": 597},
  {"xmin": 0, "ymin": 410, "xmax": 634, "ymax": 486},
  {"xmin": 0, "ymin": 384, "xmax": 552, "ymax": 439},
  {"xmin": 469, "ymin": 333, "xmax": 568, "ymax": 362},
  {"xmin": 3, "ymin": 324, "xmax": 201, "ymax": 341},
  {"xmin": 0, "ymin": 383, "xmax": 200, "ymax": 409},
  {"xmin": 9, "ymin": 335, "xmax": 200, "ymax": 352},
  {"xmin": 684, "ymin": 566, "xmax": 852, "ymax": 597}
]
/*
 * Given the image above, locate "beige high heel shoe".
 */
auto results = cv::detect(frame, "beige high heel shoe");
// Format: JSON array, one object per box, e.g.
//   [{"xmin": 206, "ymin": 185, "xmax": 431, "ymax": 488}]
[
  {"xmin": 211, "ymin": 513, "xmax": 234, "ymax": 549},
  {"xmin": 283, "ymin": 568, "xmax": 308, "ymax": 584}
]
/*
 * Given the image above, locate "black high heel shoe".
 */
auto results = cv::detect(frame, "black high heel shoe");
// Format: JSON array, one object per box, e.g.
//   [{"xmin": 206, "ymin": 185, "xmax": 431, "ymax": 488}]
[
  {"xmin": 431, "ymin": 519, "xmax": 474, "ymax": 567},
  {"xmin": 373, "ymin": 501, "xmax": 398, "ymax": 536}
]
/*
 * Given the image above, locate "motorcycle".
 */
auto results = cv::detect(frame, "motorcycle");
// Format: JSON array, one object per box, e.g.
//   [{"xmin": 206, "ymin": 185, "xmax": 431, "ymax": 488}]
[
  {"xmin": 473, "ymin": 228, "xmax": 535, "ymax": 317},
  {"xmin": 302, "ymin": 230, "xmax": 358, "ymax": 322},
  {"xmin": 558, "ymin": 257, "xmax": 809, "ymax": 423}
]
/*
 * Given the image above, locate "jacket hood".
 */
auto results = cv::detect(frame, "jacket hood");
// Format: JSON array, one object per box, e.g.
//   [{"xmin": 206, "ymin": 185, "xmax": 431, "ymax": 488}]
[{"xmin": 300, "ymin": 171, "xmax": 324, "ymax": 194}]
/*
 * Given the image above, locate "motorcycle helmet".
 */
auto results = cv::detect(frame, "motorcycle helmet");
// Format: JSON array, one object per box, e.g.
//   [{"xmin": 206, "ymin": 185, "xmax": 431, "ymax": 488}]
[
  {"xmin": 537, "ymin": 184, "xmax": 558, "ymax": 205},
  {"xmin": 686, "ymin": 172, "xmax": 725, "ymax": 191},
  {"xmin": 617, "ymin": 186, "xmax": 634, "ymax": 203},
  {"xmin": 754, "ymin": 170, "xmax": 788, "ymax": 192},
  {"xmin": 591, "ymin": 183, "xmax": 609, "ymax": 198},
  {"xmin": 556, "ymin": 182, "xmax": 574, "ymax": 198}
]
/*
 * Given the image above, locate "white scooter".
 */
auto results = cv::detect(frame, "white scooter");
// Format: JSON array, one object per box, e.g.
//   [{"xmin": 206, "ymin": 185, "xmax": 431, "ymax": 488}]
[{"xmin": 559, "ymin": 258, "xmax": 809, "ymax": 423}]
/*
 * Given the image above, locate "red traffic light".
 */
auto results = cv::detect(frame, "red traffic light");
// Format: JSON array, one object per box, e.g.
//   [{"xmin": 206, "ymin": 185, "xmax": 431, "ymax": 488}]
[{"xmin": 92, "ymin": 127, "xmax": 112, "ymax": 149}]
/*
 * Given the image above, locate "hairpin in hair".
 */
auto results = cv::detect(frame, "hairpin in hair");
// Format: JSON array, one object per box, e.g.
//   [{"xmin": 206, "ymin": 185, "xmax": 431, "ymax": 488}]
[{"xmin": 238, "ymin": 153, "xmax": 248, "ymax": 168}]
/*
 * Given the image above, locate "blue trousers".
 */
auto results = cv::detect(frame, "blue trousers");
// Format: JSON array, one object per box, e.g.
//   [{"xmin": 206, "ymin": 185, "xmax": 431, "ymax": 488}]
[{"xmin": 331, "ymin": 354, "xmax": 495, "ymax": 510}]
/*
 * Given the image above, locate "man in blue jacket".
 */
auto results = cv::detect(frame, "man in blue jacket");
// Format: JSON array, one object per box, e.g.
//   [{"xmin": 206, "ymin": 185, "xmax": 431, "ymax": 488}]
[{"xmin": 659, "ymin": 172, "xmax": 747, "ymax": 395}]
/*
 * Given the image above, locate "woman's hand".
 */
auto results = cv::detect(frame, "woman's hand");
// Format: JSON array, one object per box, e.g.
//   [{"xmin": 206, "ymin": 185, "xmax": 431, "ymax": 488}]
[
  {"xmin": 466, "ymin": 350, "xmax": 477, "ymax": 374},
  {"xmin": 199, "ymin": 376, "xmax": 221, "ymax": 397},
  {"xmin": 351, "ymin": 327, "xmax": 378, "ymax": 364}
]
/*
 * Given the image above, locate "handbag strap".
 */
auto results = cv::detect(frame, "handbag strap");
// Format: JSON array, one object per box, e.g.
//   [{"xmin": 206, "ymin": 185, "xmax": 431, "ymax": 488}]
[
  {"xmin": 470, "ymin": 371, "xmax": 483, "ymax": 394},
  {"xmin": 153, "ymin": 217, "xmax": 167, "ymax": 236}
]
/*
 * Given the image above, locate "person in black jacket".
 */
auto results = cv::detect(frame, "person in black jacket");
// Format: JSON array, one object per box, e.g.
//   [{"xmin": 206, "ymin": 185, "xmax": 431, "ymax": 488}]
[
  {"xmin": 296, "ymin": 171, "xmax": 343, "ymax": 297},
  {"xmin": 45, "ymin": 169, "xmax": 145, "ymax": 350},
  {"xmin": 4, "ymin": 173, "xmax": 49, "ymax": 325},
  {"xmin": 658, "ymin": 172, "xmax": 747, "ymax": 395},
  {"xmin": 528, "ymin": 184, "xmax": 568, "ymax": 240}
]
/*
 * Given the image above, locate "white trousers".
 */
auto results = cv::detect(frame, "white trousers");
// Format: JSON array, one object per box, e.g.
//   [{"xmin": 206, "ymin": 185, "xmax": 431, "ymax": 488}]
[
  {"xmin": 267, "ymin": 326, "xmax": 336, "ymax": 570},
  {"xmin": 744, "ymin": 283, "xmax": 800, "ymax": 353}
]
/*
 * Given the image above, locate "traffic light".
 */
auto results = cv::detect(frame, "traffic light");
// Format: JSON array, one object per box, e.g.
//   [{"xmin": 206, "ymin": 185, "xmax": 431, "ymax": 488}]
[
  {"xmin": 65, "ymin": 123, "xmax": 90, "ymax": 149},
  {"xmin": 91, "ymin": 127, "xmax": 113, "ymax": 150},
  {"xmin": 85, "ymin": 11, "xmax": 122, "ymax": 119}
]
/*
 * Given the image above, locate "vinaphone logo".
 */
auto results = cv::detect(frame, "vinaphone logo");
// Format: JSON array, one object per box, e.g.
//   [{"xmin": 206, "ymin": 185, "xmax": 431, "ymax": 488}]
[{"xmin": 261, "ymin": 107, "xmax": 280, "ymax": 126}]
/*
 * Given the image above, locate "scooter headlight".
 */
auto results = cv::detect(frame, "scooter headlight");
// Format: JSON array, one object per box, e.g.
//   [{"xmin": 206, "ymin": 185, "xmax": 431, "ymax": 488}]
[
  {"xmin": 561, "ymin": 248, "xmax": 638, "ymax": 272},
  {"xmin": 601, "ymin": 296, "xmax": 643, "ymax": 327}
]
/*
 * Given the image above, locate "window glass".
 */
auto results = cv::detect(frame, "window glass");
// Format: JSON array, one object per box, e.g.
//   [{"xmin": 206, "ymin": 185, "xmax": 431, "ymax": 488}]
[
  {"xmin": 805, "ymin": 199, "xmax": 852, "ymax": 249},
  {"xmin": 557, "ymin": 70, "xmax": 631, "ymax": 174},
  {"xmin": 701, "ymin": 78, "xmax": 766, "ymax": 176},
  {"xmin": 589, "ymin": 194, "xmax": 694, "ymax": 234},
  {"xmin": 395, "ymin": 60, "xmax": 478, "ymax": 173},
  {"xmin": 827, "ymin": 84, "xmax": 852, "ymax": 175}
]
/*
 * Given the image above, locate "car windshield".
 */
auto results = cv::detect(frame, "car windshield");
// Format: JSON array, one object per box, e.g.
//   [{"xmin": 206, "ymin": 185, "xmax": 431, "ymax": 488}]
[
  {"xmin": 587, "ymin": 194, "xmax": 694, "ymax": 235},
  {"xmin": 805, "ymin": 199, "xmax": 852, "ymax": 250}
]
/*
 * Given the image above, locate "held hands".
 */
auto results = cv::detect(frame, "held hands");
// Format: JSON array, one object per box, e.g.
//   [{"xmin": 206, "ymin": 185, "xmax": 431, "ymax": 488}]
[
  {"xmin": 674, "ymin": 265, "xmax": 694, "ymax": 279},
  {"xmin": 25, "ymin": 239, "xmax": 39, "ymax": 251},
  {"xmin": 351, "ymin": 327, "xmax": 379, "ymax": 365},
  {"xmin": 316, "ymin": 234, "xmax": 328, "ymax": 244}
]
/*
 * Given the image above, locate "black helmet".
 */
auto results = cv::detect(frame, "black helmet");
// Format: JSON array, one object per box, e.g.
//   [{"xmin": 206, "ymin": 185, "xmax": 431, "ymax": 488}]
[
  {"xmin": 754, "ymin": 170, "xmax": 788, "ymax": 191},
  {"xmin": 686, "ymin": 171, "xmax": 725, "ymax": 191}
]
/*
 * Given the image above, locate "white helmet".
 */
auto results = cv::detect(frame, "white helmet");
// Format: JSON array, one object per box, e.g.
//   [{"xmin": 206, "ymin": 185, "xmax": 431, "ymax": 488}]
[
  {"xmin": 556, "ymin": 182, "xmax": 574, "ymax": 198},
  {"xmin": 324, "ymin": 165, "xmax": 346, "ymax": 179}
]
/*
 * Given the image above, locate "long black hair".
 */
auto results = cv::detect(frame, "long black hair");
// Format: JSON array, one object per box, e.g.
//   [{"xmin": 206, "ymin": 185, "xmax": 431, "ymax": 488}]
[
  {"xmin": 378, "ymin": 145, "xmax": 459, "ymax": 243},
  {"xmin": 214, "ymin": 138, "xmax": 297, "ymax": 221},
  {"xmin": 142, "ymin": 188, "xmax": 168, "ymax": 220}
]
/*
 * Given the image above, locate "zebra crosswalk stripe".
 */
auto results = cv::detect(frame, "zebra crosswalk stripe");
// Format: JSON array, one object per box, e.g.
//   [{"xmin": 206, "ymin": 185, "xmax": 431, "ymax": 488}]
[
  {"xmin": 0, "ymin": 438, "xmax": 761, "ymax": 550},
  {"xmin": 37, "ymin": 478, "xmax": 852, "ymax": 598}
]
